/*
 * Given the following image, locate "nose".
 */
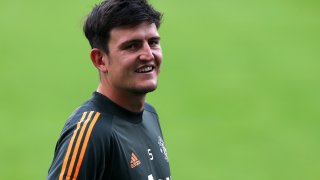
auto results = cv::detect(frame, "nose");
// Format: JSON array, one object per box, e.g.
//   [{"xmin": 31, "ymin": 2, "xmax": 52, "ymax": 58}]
[{"xmin": 139, "ymin": 42, "xmax": 154, "ymax": 61}]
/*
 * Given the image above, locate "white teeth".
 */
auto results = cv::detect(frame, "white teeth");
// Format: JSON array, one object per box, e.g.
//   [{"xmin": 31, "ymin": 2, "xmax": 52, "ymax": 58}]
[{"xmin": 137, "ymin": 66, "xmax": 153, "ymax": 73}]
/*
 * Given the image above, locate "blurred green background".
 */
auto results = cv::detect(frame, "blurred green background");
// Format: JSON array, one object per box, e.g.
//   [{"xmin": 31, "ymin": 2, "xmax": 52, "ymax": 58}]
[{"xmin": 1, "ymin": 0, "xmax": 320, "ymax": 179}]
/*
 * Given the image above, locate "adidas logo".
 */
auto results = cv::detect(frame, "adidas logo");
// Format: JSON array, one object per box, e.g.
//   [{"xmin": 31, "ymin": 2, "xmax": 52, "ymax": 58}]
[{"xmin": 130, "ymin": 152, "xmax": 141, "ymax": 168}]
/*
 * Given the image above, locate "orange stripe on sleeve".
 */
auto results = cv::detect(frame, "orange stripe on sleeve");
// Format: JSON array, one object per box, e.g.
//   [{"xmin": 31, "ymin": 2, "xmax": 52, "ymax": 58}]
[
  {"xmin": 65, "ymin": 111, "xmax": 94, "ymax": 180},
  {"xmin": 59, "ymin": 112, "xmax": 87, "ymax": 180},
  {"xmin": 72, "ymin": 112, "xmax": 101, "ymax": 180}
]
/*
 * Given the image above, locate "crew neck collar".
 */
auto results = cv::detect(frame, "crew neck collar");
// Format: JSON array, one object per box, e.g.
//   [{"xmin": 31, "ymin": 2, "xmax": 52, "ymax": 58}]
[{"xmin": 91, "ymin": 91, "xmax": 143, "ymax": 123}]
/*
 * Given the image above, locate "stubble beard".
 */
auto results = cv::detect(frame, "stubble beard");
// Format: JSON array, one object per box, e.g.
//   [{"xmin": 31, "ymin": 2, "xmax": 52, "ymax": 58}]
[
  {"xmin": 130, "ymin": 83, "xmax": 158, "ymax": 96},
  {"xmin": 129, "ymin": 70, "xmax": 160, "ymax": 95}
]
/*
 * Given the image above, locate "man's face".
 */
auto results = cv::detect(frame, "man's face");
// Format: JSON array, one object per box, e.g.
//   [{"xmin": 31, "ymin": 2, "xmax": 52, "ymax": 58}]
[{"xmin": 105, "ymin": 22, "xmax": 162, "ymax": 95}]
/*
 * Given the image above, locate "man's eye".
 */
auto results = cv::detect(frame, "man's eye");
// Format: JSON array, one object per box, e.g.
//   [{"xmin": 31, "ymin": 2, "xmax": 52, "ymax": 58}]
[
  {"xmin": 126, "ymin": 44, "xmax": 137, "ymax": 50},
  {"xmin": 149, "ymin": 40, "xmax": 159, "ymax": 47}
]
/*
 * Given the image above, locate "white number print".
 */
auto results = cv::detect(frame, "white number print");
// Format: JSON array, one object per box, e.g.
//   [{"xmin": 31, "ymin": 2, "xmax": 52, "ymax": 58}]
[
  {"xmin": 148, "ymin": 174, "xmax": 170, "ymax": 180},
  {"xmin": 148, "ymin": 149, "xmax": 154, "ymax": 160},
  {"xmin": 148, "ymin": 174, "xmax": 154, "ymax": 180}
]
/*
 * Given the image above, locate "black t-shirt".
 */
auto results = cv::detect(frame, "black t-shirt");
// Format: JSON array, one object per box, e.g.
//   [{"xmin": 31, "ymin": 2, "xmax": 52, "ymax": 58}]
[{"xmin": 47, "ymin": 92, "xmax": 171, "ymax": 180}]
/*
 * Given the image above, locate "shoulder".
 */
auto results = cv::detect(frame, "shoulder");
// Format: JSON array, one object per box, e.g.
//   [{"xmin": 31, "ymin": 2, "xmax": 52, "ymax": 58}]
[
  {"xmin": 144, "ymin": 102, "xmax": 158, "ymax": 115},
  {"xmin": 55, "ymin": 104, "xmax": 114, "ymax": 161},
  {"xmin": 63, "ymin": 100, "xmax": 98, "ymax": 127},
  {"xmin": 61, "ymin": 100, "xmax": 114, "ymax": 141},
  {"xmin": 48, "ymin": 96, "xmax": 115, "ymax": 179},
  {"xmin": 143, "ymin": 102, "xmax": 160, "ymax": 123},
  {"xmin": 65, "ymin": 97, "xmax": 113, "ymax": 125}
]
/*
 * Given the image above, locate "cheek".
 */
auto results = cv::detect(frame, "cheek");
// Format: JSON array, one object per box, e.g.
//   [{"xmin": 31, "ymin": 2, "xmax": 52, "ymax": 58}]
[{"xmin": 154, "ymin": 50, "xmax": 163, "ymax": 65}]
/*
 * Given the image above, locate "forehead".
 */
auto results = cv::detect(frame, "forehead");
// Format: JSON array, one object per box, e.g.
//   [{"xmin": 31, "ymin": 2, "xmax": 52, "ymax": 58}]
[{"xmin": 109, "ymin": 22, "xmax": 159, "ymax": 45}]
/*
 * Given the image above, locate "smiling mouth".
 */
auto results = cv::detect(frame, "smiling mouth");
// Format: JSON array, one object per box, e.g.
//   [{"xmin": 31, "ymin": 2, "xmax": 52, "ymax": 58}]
[{"xmin": 135, "ymin": 65, "xmax": 154, "ymax": 73}]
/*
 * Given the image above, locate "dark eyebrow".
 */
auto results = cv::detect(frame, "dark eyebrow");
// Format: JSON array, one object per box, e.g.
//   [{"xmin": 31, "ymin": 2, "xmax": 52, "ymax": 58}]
[
  {"xmin": 119, "ymin": 39, "xmax": 142, "ymax": 49},
  {"xmin": 119, "ymin": 36, "xmax": 161, "ymax": 48},
  {"xmin": 149, "ymin": 36, "xmax": 161, "ymax": 41}
]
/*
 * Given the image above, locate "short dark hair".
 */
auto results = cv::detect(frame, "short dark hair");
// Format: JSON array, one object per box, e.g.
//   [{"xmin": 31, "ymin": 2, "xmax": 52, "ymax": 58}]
[{"xmin": 83, "ymin": 0, "xmax": 162, "ymax": 53}]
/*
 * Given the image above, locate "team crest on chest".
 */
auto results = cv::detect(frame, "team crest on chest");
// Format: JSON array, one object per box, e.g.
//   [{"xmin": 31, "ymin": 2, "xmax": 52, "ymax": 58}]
[{"xmin": 158, "ymin": 136, "xmax": 169, "ymax": 162}]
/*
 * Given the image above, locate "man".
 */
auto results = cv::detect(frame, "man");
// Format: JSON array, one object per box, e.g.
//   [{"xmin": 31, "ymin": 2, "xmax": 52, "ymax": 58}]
[{"xmin": 47, "ymin": 0, "xmax": 171, "ymax": 179}]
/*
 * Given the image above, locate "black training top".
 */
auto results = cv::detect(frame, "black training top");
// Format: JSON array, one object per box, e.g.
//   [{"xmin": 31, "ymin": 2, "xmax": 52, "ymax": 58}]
[{"xmin": 47, "ymin": 92, "xmax": 171, "ymax": 180}]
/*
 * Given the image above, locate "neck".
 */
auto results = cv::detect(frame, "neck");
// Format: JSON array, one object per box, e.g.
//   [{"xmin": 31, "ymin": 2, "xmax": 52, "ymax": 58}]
[{"xmin": 97, "ymin": 83, "xmax": 146, "ymax": 113}]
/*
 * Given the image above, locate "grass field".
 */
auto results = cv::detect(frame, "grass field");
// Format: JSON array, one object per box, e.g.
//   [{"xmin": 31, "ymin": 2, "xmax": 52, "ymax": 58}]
[{"xmin": 1, "ymin": 0, "xmax": 320, "ymax": 179}]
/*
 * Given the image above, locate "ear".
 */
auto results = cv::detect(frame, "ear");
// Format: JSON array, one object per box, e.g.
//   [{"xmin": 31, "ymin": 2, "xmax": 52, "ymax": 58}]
[{"xmin": 90, "ymin": 48, "xmax": 109, "ymax": 73}]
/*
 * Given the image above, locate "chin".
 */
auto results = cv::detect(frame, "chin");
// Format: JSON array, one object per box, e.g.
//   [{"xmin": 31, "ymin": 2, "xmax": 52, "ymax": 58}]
[{"xmin": 132, "ymin": 84, "xmax": 158, "ymax": 95}]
